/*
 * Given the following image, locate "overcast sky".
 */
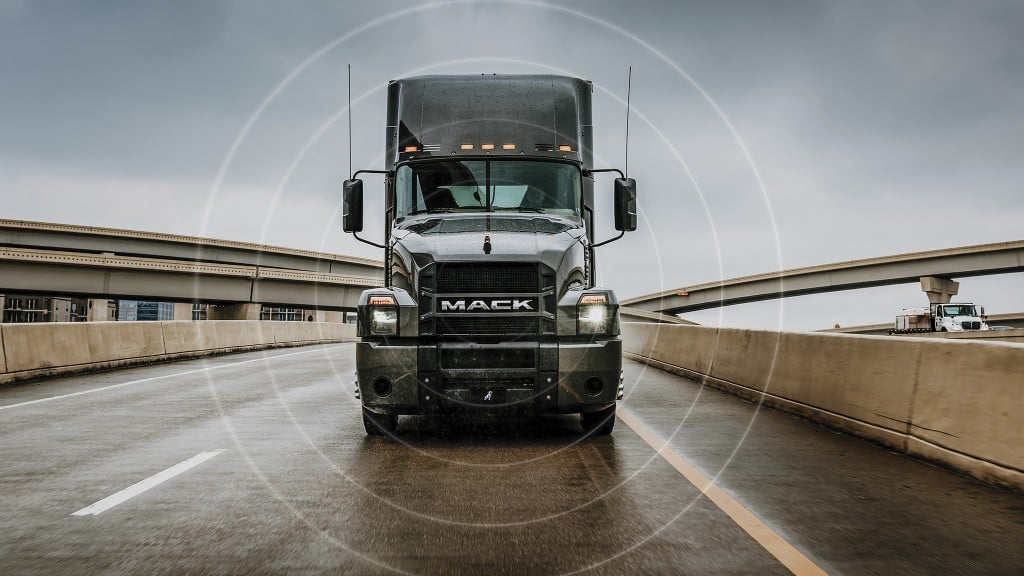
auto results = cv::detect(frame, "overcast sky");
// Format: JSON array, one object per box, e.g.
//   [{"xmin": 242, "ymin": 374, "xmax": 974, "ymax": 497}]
[{"xmin": 2, "ymin": 0, "xmax": 1021, "ymax": 330}]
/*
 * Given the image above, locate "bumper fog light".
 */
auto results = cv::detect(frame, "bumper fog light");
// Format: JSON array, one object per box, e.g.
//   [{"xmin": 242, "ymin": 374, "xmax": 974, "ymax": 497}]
[{"xmin": 372, "ymin": 378, "xmax": 392, "ymax": 398}]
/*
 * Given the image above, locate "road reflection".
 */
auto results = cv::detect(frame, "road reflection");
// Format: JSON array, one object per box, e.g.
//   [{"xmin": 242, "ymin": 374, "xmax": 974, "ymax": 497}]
[{"xmin": 335, "ymin": 413, "xmax": 660, "ymax": 574}]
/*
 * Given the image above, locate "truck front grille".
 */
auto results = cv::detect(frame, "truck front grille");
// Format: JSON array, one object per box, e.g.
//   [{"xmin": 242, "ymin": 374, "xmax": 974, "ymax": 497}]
[
  {"xmin": 422, "ymin": 262, "xmax": 552, "ymax": 338},
  {"xmin": 962, "ymin": 321, "xmax": 981, "ymax": 330},
  {"xmin": 436, "ymin": 263, "xmax": 539, "ymax": 294},
  {"xmin": 437, "ymin": 317, "xmax": 539, "ymax": 337}
]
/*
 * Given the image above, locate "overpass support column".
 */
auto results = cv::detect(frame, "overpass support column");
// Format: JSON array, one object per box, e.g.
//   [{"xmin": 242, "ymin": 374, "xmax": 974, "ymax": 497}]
[
  {"xmin": 173, "ymin": 303, "xmax": 194, "ymax": 321},
  {"xmin": 921, "ymin": 276, "xmax": 959, "ymax": 305},
  {"xmin": 304, "ymin": 310, "xmax": 326, "ymax": 322},
  {"xmin": 86, "ymin": 299, "xmax": 113, "ymax": 322},
  {"xmin": 212, "ymin": 303, "xmax": 262, "ymax": 320}
]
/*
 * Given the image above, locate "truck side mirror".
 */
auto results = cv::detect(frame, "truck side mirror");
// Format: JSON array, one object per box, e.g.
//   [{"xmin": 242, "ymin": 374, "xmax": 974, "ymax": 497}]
[
  {"xmin": 342, "ymin": 179, "xmax": 364, "ymax": 233},
  {"xmin": 980, "ymin": 306, "xmax": 986, "ymax": 317},
  {"xmin": 613, "ymin": 178, "xmax": 637, "ymax": 232}
]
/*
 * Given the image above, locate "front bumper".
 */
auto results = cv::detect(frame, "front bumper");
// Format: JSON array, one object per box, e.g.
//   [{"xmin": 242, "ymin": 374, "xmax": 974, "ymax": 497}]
[{"xmin": 356, "ymin": 338, "xmax": 622, "ymax": 415}]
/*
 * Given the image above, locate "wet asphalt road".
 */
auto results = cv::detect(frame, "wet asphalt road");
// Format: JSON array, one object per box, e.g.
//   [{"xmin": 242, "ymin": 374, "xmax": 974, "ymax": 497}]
[{"xmin": 1, "ymin": 343, "xmax": 1023, "ymax": 575}]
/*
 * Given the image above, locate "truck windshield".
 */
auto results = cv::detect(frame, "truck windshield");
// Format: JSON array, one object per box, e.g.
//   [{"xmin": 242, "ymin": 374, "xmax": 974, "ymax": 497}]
[
  {"xmin": 942, "ymin": 305, "xmax": 977, "ymax": 316},
  {"xmin": 395, "ymin": 160, "xmax": 582, "ymax": 219}
]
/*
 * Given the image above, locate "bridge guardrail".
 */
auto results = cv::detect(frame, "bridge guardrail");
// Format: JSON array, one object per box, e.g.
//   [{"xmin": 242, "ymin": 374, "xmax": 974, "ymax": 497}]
[
  {"xmin": 0, "ymin": 321, "xmax": 356, "ymax": 385},
  {"xmin": 623, "ymin": 323, "xmax": 1024, "ymax": 491}
]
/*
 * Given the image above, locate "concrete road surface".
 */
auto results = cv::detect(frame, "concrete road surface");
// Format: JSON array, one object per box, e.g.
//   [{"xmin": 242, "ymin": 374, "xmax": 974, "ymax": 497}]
[{"xmin": 1, "ymin": 344, "xmax": 1022, "ymax": 575}]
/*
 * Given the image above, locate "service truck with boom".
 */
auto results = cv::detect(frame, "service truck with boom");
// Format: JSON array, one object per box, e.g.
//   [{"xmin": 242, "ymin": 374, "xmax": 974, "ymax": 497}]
[
  {"xmin": 342, "ymin": 75, "xmax": 637, "ymax": 436},
  {"xmin": 890, "ymin": 302, "xmax": 990, "ymax": 334}
]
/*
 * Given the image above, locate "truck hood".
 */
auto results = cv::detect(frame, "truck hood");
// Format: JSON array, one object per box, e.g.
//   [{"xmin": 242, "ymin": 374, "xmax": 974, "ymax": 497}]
[
  {"xmin": 392, "ymin": 214, "xmax": 585, "ymax": 263},
  {"xmin": 951, "ymin": 315, "xmax": 987, "ymax": 324}
]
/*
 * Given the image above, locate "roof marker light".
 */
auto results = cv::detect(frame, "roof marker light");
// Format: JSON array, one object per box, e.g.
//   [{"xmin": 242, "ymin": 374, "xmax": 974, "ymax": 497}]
[
  {"xmin": 403, "ymin": 145, "xmax": 418, "ymax": 152},
  {"xmin": 460, "ymin": 144, "xmax": 474, "ymax": 150},
  {"xmin": 558, "ymin": 144, "xmax": 573, "ymax": 152},
  {"xmin": 502, "ymin": 143, "xmax": 516, "ymax": 150},
  {"xmin": 481, "ymin": 144, "xmax": 495, "ymax": 150}
]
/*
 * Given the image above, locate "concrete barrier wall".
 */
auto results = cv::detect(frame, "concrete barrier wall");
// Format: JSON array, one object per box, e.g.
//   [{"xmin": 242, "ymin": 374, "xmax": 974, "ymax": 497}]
[
  {"xmin": 0, "ymin": 321, "xmax": 356, "ymax": 385},
  {"xmin": 914, "ymin": 328, "xmax": 1024, "ymax": 344},
  {"xmin": 622, "ymin": 323, "xmax": 1024, "ymax": 491}
]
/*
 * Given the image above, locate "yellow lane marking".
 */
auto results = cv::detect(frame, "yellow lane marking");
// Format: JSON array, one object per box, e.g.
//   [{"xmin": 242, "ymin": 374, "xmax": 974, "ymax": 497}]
[{"xmin": 618, "ymin": 408, "xmax": 829, "ymax": 576}]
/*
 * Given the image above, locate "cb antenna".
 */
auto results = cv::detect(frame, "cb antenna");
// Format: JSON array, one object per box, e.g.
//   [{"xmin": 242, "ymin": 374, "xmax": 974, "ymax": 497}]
[
  {"xmin": 625, "ymin": 65, "xmax": 632, "ymax": 178},
  {"xmin": 347, "ymin": 64, "xmax": 353, "ymax": 179}
]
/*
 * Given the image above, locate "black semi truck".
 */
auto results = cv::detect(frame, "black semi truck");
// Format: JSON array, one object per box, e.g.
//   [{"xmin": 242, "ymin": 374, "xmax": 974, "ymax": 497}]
[{"xmin": 342, "ymin": 74, "xmax": 637, "ymax": 435}]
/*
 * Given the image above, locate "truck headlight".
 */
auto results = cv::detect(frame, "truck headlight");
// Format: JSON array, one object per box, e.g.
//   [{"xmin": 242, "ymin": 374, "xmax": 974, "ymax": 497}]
[
  {"xmin": 578, "ymin": 293, "xmax": 611, "ymax": 335},
  {"xmin": 368, "ymin": 295, "xmax": 398, "ymax": 336}
]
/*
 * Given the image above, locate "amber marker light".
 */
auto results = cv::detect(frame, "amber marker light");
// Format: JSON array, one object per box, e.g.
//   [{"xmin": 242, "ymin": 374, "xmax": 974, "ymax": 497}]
[
  {"xmin": 460, "ymin": 144, "xmax": 474, "ymax": 150},
  {"xmin": 481, "ymin": 144, "xmax": 495, "ymax": 150},
  {"xmin": 558, "ymin": 144, "xmax": 573, "ymax": 152},
  {"xmin": 403, "ymin": 145, "xmax": 419, "ymax": 152},
  {"xmin": 369, "ymin": 295, "xmax": 397, "ymax": 306},
  {"xmin": 502, "ymin": 143, "xmax": 516, "ymax": 150},
  {"xmin": 579, "ymin": 294, "xmax": 608, "ymax": 305}
]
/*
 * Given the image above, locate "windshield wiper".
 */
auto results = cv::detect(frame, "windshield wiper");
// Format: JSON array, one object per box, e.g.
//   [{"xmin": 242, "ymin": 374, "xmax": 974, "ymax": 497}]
[
  {"xmin": 407, "ymin": 208, "xmax": 453, "ymax": 216},
  {"xmin": 493, "ymin": 207, "xmax": 546, "ymax": 213}
]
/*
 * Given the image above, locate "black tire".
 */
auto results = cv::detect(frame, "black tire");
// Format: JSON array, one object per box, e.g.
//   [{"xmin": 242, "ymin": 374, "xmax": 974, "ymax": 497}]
[
  {"xmin": 363, "ymin": 408, "xmax": 398, "ymax": 435},
  {"xmin": 581, "ymin": 404, "xmax": 616, "ymax": 435}
]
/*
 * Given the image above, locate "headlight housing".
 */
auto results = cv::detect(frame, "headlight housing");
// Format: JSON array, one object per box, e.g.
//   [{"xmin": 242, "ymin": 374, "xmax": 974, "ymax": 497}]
[
  {"xmin": 578, "ymin": 293, "xmax": 611, "ymax": 335},
  {"xmin": 368, "ymin": 295, "xmax": 398, "ymax": 336}
]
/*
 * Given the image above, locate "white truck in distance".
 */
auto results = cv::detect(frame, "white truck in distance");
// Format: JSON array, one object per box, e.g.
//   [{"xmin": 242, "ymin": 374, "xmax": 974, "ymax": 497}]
[{"xmin": 890, "ymin": 303, "xmax": 990, "ymax": 334}]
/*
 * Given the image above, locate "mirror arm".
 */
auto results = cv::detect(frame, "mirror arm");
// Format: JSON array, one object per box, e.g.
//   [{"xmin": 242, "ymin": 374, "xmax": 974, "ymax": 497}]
[
  {"xmin": 353, "ymin": 231, "xmax": 386, "ymax": 249},
  {"xmin": 352, "ymin": 205, "xmax": 392, "ymax": 248},
  {"xmin": 585, "ymin": 168, "xmax": 625, "ymax": 179},
  {"xmin": 353, "ymin": 169, "xmax": 389, "ymax": 178},
  {"xmin": 346, "ymin": 169, "xmax": 390, "ymax": 246},
  {"xmin": 592, "ymin": 230, "xmax": 625, "ymax": 248}
]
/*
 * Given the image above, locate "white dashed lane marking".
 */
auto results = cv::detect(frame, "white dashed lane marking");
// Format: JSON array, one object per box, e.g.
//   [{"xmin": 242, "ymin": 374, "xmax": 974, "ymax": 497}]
[{"xmin": 71, "ymin": 450, "xmax": 226, "ymax": 517}]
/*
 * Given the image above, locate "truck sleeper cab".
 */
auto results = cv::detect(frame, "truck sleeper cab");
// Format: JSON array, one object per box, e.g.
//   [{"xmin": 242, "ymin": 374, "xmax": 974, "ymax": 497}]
[{"xmin": 342, "ymin": 75, "xmax": 637, "ymax": 436}]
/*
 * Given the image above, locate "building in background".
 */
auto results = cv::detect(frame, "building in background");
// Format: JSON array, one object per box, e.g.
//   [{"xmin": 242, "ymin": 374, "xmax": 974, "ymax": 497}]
[
  {"xmin": 1, "ymin": 293, "xmax": 87, "ymax": 323},
  {"xmin": 139, "ymin": 301, "xmax": 175, "ymax": 321},
  {"xmin": 1, "ymin": 294, "xmax": 349, "ymax": 323},
  {"xmin": 196, "ymin": 304, "xmax": 332, "ymax": 322},
  {"xmin": 260, "ymin": 306, "xmax": 305, "ymax": 322},
  {"xmin": 116, "ymin": 300, "xmax": 175, "ymax": 321},
  {"xmin": 116, "ymin": 300, "xmax": 138, "ymax": 321}
]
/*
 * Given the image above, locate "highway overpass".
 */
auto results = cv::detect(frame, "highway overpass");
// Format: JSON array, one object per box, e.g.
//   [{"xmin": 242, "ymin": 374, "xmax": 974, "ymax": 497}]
[
  {"xmin": 7, "ymin": 219, "xmax": 1020, "ymax": 320},
  {"xmin": 622, "ymin": 239, "xmax": 1024, "ymax": 315},
  {"xmin": 0, "ymin": 220, "xmax": 384, "ymax": 311}
]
